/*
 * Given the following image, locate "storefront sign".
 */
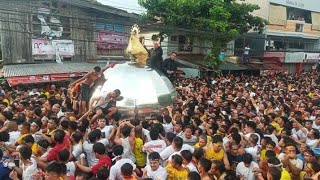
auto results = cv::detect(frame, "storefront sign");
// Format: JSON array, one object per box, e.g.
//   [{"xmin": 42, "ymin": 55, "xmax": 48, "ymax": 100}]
[
  {"xmin": 304, "ymin": 53, "xmax": 320, "ymax": 60},
  {"xmin": 284, "ymin": 52, "xmax": 304, "ymax": 63},
  {"xmin": 32, "ymin": 39, "xmax": 75, "ymax": 56},
  {"xmin": 303, "ymin": 59, "xmax": 320, "ymax": 63},
  {"xmin": 7, "ymin": 75, "xmax": 51, "ymax": 86},
  {"xmin": 264, "ymin": 51, "xmax": 285, "ymax": 58},
  {"xmin": 50, "ymin": 73, "xmax": 80, "ymax": 81},
  {"xmin": 270, "ymin": 0, "xmax": 319, "ymax": 12},
  {"xmin": 6, "ymin": 73, "xmax": 82, "ymax": 86}
]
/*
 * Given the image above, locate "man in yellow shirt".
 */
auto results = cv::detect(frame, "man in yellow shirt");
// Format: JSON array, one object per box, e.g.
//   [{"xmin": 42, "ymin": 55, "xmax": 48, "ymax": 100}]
[{"xmin": 166, "ymin": 154, "xmax": 189, "ymax": 180}]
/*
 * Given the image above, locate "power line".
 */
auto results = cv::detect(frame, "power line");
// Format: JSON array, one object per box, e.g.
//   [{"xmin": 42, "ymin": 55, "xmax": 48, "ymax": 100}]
[
  {"xmin": 0, "ymin": 7, "xmax": 319, "ymax": 46},
  {"xmin": 0, "ymin": 0, "xmax": 316, "ymax": 39},
  {"xmin": 0, "ymin": 1, "xmax": 265, "ymax": 29},
  {"xmin": 0, "ymin": 26, "xmax": 317, "ymax": 53},
  {"xmin": 0, "ymin": 17, "xmax": 319, "ymax": 49}
]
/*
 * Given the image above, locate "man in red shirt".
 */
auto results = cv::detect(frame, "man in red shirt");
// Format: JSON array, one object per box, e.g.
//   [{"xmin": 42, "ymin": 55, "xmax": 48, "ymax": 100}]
[{"xmin": 76, "ymin": 142, "xmax": 111, "ymax": 175}]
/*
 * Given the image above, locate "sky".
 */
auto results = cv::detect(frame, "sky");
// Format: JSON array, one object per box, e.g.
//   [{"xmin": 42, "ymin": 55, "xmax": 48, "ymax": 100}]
[{"xmin": 97, "ymin": 0, "xmax": 146, "ymax": 14}]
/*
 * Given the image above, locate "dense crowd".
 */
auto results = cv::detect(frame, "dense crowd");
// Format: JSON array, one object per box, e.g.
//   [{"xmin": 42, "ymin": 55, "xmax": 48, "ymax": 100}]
[{"xmin": 0, "ymin": 65, "xmax": 319, "ymax": 180}]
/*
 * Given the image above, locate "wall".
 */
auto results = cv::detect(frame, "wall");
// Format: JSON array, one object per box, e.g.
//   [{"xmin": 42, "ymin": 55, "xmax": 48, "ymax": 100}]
[
  {"xmin": 0, "ymin": 1, "xmax": 32, "ymax": 64},
  {"xmin": 238, "ymin": 0, "xmax": 270, "ymax": 20}
]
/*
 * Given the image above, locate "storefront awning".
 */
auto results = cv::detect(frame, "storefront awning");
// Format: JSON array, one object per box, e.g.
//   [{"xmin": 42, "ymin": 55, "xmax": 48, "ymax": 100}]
[{"xmin": 3, "ymin": 62, "xmax": 108, "ymax": 86}]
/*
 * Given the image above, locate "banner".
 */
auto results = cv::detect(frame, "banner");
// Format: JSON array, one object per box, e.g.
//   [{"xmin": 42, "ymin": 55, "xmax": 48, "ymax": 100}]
[
  {"xmin": 32, "ymin": 39, "xmax": 75, "ymax": 56},
  {"xmin": 97, "ymin": 30, "xmax": 128, "ymax": 50},
  {"xmin": 304, "ymin": 53, "xmax": 320, "ymax": 60}
]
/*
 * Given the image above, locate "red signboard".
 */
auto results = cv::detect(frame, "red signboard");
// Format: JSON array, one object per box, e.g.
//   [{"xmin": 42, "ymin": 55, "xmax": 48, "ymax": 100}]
[
  {"xmin": 97, "ymin": 30, "xmax": 128, "ymax": 50},
  {"xmin": 7, "ymin": 75, "xmax": 50, "ymax": 86},
  {"xmin": 7, "ymin": 73, "xmax": 82, "ymax": 86},
  {"xmin": 264, "ymin": 51, "xmax": 285, "ymax": 58},
  {"xmin": 50, "ymin": 73, "xmax": 80, "ymax": 81}
]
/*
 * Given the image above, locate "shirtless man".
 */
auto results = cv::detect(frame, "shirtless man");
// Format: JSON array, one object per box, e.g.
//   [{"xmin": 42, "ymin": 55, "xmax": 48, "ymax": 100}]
[
  {"xmin": 70, "ymin": 64, "xmax": 115, "ymax": 114},
  {"xmin": 87, "ymin": 89, "xmax": 121, "ymax": 124}
]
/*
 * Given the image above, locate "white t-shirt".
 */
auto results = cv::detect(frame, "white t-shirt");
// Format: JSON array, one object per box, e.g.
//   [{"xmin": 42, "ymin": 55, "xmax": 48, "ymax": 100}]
[
  {"xmin": 179, "ymin": 134, "xmax": 198, "ymax": 146},
  {"xmin": 72, "ymin": 143, "xmax": 83, "ymax": 160},
  {"xmin": 186, "ymin": 162, "xmax": 198, "ymax": 173},
  {"xmin": 163, "ymin": 144, "xmax": 195, "ymax": 161},
  {"xmin": 32, "ymin": 132, "xmax": 42, "ymax": 143},
  {"xmin": 236, "ymin": 162, "xmax": 261, "ymax": 180},
  {"xmin": 66, "ymin": 161, "xmax": 76, "ymax": 177},
  {"xmin": 245, "ymin": 133, "xmax": 261, "ymax": 145},
  {"xmin": 306, "ymin": 138, "xmax": 318, "ymax": 148},
  {"xmin": 100, "ymin": 125, "xmax": 113, "ymax": 139},
  {"xmin": 264, "ymin": 134, "xmax": 279, "ymax": 144},
  {"xmin": 9, "ymin": 131, "xmax": 21, "ymax": 145},
  {"xmin": 83, "ymin": 138, "xmax": 109, "ymax": 166},
  {"xmin": 163, "ymin": 123, "xmax": 173, "ymax": 133},
  {"xmin": 109, "ymin": 158, "xmax": 136, "ymax": 180},
  {"xmin": 245, "ymin": 146, "xmax": 259, "ymax": 162},
  {"xmin": 278, "ymin": 153, "xmax": 303, "ymax": 170},
  {"xmin": 143, "ymin": 139, "xmax": 167, "ymax": 165},
  {"xmin": 121, "ymin": 137, "xmax": 135, "ymax": 163},
  {"xmin": 143, "ymin": 128, "xmax": 151, "ymax": 142},
  {"xmin": 145, "ymin": 165, "xmax": 167, "ymax": 180},
  {"xmin": 312, "ymin": 122, "xmax": 320, "ymax": 130},
  {"xmin": 21, "ymin": 158, "xmax": 37, "ymax": 180},
  {"xmin": 160, "ymin": 144, "xmax": 195, "ymax": 161},
  {"xmin": 292, "ymin": 128, "xmax": 307, "ymax": 140}
]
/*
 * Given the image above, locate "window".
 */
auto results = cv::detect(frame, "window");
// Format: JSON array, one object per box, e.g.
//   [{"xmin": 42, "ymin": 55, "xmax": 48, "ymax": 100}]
[
  {"xmin": 170, "ymin": 36, "xmax": 177, "ymax": 42},
  {"xmin": 295, "ymin": 23, "xmax": 304, "ymax": 32},
  {"xmin": 178, "ymin": 35, "xmax": 193, "ymax": 52},
  {"xmin": 287, "ymin": 7, "xmax": 312, "ymax": 23}
]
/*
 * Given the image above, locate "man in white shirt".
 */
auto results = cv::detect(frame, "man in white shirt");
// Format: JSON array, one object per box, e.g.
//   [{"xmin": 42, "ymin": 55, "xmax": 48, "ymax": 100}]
[
  {"xmin": 312, "ymin": 115, "xmax": 320, "ymax": 130},
  {"xmin": 181, "ymin": 150, "xmax": 198, "ymax": 172},
  {"xmin": 11, "ymin": 145, "xmax": 38, "ymax": 180},
  {"xmin": 97, "ymin": 116, "xmax": 113, "ymax": 139},
  {"xmin": 160, "ymin": 137, "xmax": 194, "ymax": 161},
  {"xmin": 83, "ymin": 129, "xmax": 109, "ymax": 166},
  {"xmin": 109, "ymin": 145, "xmax": 137, "ymax": 180},
  {"xmin": 236, "ymin": 153, "xmax": 263, "ymax": 180},
  {"xmin": 173, "ymin": 122, "xmax": 183, "ymax": 137},
  {"xmin": 70, "ymin": 132, "xmax": 83, "ymax": 161},
  {"xmin": 278, "ymin": 143, "xmax": 303, "ymax": 179},
  {"xmin": 143, "ymin": 129, "xmax": 166, "ymax": 165},
  {"xmin": 142, "ymin": 152, "xmax": 167, "ymax": 180},
  {"xmin": 162, "ymin": 115, "xmax": 173, "ymax": 133},
  {"xmin": 244, "ymin": 134, "xmax": 259, "ymax": 162}
]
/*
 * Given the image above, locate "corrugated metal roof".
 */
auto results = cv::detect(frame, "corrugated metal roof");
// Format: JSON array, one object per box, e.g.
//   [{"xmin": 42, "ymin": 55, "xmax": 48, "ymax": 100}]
[{"xmin": 3, "ymin": 62, "xmax": 107, "ymax": 78}]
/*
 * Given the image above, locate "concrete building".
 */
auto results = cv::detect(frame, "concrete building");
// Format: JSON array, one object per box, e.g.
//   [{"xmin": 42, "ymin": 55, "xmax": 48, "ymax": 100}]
[{"xmin": 239, "ymin": 0, "xmax": 320, "ymax": 73}]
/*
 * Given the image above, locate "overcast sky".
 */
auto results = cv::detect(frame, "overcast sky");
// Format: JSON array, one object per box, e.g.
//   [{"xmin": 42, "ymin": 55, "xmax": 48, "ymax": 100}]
[{"xmin": 98, "ymin": 0, "xmax": 145, "ymax": 14}]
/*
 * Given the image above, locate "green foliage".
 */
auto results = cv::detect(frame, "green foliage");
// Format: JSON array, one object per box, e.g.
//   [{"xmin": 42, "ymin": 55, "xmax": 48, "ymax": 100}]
[{"xmin": 139, "ymin": 0, "xmax": 268, "ymax": 71}]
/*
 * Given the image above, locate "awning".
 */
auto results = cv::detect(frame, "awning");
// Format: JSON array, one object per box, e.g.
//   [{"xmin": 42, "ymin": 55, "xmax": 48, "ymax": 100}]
[
  {"xmin": 264, "ymin": 63, "xmax": 288, "ymax": 72},
  {"xmin": 3, "ymin": 62, "xmax": 108, "ymax": 86}
]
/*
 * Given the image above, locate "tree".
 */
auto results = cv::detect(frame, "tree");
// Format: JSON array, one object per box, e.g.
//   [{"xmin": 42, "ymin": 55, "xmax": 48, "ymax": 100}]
[{"xmin": 138, "ymin": 0, "xmax": 268, "ymax": 71}]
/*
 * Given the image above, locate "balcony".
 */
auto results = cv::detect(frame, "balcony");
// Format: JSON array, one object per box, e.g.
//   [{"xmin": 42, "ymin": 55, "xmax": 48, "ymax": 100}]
[{"xmin": 267, "ymin": 20, "xmax": 320, "ymax": 37}]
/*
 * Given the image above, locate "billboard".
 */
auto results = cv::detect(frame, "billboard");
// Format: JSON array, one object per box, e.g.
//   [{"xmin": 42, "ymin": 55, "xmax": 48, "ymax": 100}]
[{"xmin": 32, "ymin": 39, "xmax": 75, "ymax": 56}]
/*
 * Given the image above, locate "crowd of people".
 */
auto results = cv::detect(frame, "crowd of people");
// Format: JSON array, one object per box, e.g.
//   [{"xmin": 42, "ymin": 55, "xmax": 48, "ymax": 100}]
[{"xmin": 0, "ymin": 61, "xmax": 319, "ymax": 180}]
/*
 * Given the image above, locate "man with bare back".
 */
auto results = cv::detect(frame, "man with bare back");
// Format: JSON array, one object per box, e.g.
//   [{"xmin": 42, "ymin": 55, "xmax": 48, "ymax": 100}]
[{"xmin": 70, "ymin": 64, "xmax": 115, "ymax": 114}]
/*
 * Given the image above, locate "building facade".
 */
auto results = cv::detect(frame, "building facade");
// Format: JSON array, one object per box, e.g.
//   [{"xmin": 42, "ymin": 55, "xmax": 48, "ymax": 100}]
[
  {"xmin": 240, "ymin": 0, "xmax": 320, "ymax": 73},
  {"xmin": 0, "ymin": 0, "xmax": 139, "ymax": 65}
]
